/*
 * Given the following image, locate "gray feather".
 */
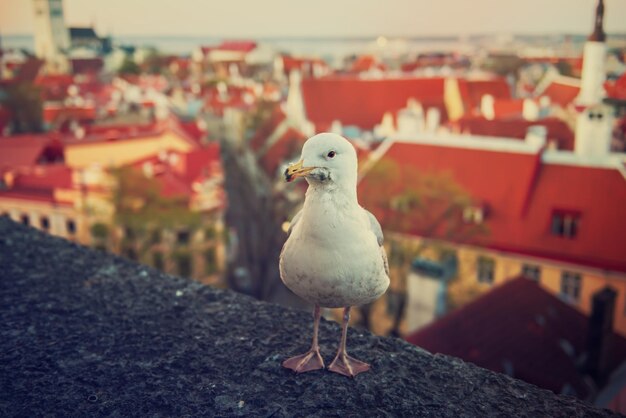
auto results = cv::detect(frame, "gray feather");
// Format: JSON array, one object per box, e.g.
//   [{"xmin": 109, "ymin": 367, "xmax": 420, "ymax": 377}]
[
  {"xmin": 287, "ymin": 209, "xmax": 303, "ymax": 236},
  {"xmin": 365, "ymin": 209, "xmax": 384, "ymax": 246}
]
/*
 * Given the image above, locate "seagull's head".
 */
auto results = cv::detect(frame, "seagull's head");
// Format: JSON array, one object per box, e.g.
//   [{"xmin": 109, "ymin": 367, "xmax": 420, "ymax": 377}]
[{"xmin": 285, "ymin": 133, "xmax": 358, "ymax": 189}]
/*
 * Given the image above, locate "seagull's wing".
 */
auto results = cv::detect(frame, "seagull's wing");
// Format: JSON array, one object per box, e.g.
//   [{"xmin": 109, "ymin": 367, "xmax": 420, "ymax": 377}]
[
  {"xmin": 287, "ymin": 209, "xmax": 303, "ymax": 236},
  {"xmin": 365, "ymin": 209, "xmax": 389, "ymax": 276},
  {"xmin": 365, "ymin": 209, "xmax": 384, "ymax": 246}
]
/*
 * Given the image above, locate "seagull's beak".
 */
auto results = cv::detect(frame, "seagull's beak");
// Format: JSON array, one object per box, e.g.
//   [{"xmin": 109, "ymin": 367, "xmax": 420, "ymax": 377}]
[{"xmin": 285, "ymin": 159, "xmax": 315, "ymax": 182}]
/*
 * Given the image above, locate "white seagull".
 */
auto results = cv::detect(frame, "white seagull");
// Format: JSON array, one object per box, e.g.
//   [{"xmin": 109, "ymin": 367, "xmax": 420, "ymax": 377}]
[{"xmin": 280, "ymin": 132, "xmax": 390, "ymax": 377}]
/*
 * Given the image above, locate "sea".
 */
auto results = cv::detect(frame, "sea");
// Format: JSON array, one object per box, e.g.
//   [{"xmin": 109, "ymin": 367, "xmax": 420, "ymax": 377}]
[{"xmin": 3, "ymin": 33, "xmax": 615, "ymax": 62}]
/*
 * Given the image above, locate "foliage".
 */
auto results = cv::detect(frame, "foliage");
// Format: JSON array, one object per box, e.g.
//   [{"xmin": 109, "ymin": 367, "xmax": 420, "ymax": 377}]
[
  {"xmin": 480, "ymin": 53, "xmax": 524, "ymax": 77},
  {"xmin": 360, "ymin": 159, "xmax": 487, "ymax": 242},
  {"xmin": 118, "ymin": 57, "xmax": 141, "ymax": 76},
  {"xmin": 358, "ymin": 158, "xmax": 489, "ymax": 335},
  {"xmin": 90, "ymin": 222, "xmax": 110, "ymax": 239},
  {"xmin": 143, "ymin": 51, "xmax": 167, "ymax": 75},
  {"xmin": 1, "ymin": 82, "xmax": 43, "ymax": 133},
  {"xmin": 112, "ymin": 166, "xmax": 200, "ymax": 230},
  {"xmin": 245, "ymin": 99, "xmax": 278, "ymax": 133}
]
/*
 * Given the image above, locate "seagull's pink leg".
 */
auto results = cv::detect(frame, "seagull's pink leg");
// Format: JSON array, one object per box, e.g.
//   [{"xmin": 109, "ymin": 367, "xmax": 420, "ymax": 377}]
[
  {"xmin": 328, "ymin": 306, "xmax": 370, "ymax": 377},
  {"xmin": 282, "ymin": 304, "xmax": 325, "ymax": 373}
]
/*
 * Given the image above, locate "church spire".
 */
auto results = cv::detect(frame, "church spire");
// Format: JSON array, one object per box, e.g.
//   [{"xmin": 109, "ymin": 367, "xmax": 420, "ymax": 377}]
[{"xmin": 588, "ymin": 0, "xmax": 606, "ymax": 42}]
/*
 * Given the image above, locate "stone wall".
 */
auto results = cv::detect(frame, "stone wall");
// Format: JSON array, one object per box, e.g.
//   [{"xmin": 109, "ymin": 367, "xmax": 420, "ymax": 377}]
[{"xmin": 0, "ymin": 217, "xmax": 618, "ymax": 417}]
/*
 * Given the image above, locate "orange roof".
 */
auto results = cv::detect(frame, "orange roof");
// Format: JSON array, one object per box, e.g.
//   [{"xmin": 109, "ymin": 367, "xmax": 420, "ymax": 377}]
[
  {"xmin": 301, "ymin": 76, "xmax": 447, "ymax": 130},
  {"xmin": 0, "ymin": 135, "xmax": 64, "ymax": 170},
  {"xmin": 452, "ymin": 116, "xmax": 575, "ymax": 150},
  {"xmin": 359, "ymin": 140, "xmax": 626, "ymax": 273},
  {"xmin": 407, "ymin": 278, "xmax": 626, "ymax": 400},
  {"xmin": 259, "ymin": 127, "xmax": 307, "ymax": 176},
  {"xmin": 457, "ymin": 78, "xmax": 511, "ymax": 116},
  {"xmin": 540, "ymin": 81, "xmax": 580, "ymax": 107},
  {"xmin": 349, "ymin": 55, "xmax": 386, "ymax": 73},
  {"xmin": 605, "ymin": 73, "xmax": 626, "ymax": 100},
  {"xmin": 492, "ymin": 99, "xmax": 525, "ymax": 119}
]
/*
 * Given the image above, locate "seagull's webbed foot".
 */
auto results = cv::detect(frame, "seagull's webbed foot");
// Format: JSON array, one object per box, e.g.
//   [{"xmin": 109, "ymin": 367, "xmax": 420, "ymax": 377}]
[
  {"xmin": 283, "ymin": 304, "xmax": 325, "ymax": 374},
  {"xmin": 328, "ymin": 352, "xmax": 370, "ymax": 377},
  {"xmin": 328, "ymin": 306, "xmax": 371, "ymax": 378},
  {"xmin": 282, "ymin": 348, "xmax": 325, "ymax": 373}
]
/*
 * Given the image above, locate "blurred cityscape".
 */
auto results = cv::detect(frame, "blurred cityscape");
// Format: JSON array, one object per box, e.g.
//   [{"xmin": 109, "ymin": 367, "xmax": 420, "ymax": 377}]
[{"xmin": 1, "ymin": 0, "xmax": 626, "ymax": 412}]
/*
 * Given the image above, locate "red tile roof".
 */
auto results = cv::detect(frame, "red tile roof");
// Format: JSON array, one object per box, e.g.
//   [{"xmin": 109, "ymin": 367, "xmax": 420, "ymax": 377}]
[
  {"xmin": 200, "ymin": 40, "xmax": 257, "ymax": 56},
  {"xmin": 35, "ymin": 74, "xmax": 74, "ymax": 101},
  {"xmin": 259, "ymin": 127, "xmax": 307, "ymax": 176},
  {"xmin": 406, "ymin": 277, "xmax": 626, "ymax": 399},
  {"xmin": 177, "ymin": 119, "xmax": 209, "ymax": 144},
  {"xmin": 358, "ymin": 140, "xmax": 626, "ymax": 273},
  {"xmin": 0, "ymin": 135, "xmax": 64, "ymax": 170},
  {"xmin": 451, "ymin": 116, "xmax": 575, "ymax": 150},
  {"xmin": 349, "ymin": 55, "xmax": 386, "ymax": 73},
  {"xmin": 280, "ymin": 56, "xmax": 327, "ymax": 77},
  {"xmin": 605, "ymin": 73, "xmax": 626, "ymax": 100},
  {"xmin": 12, "ymin": 164, "xmax": 73, "ymax": 190},
  {"xmin": 456, "ymin": 78, "xmax": 511, "ymax": 116},
  {"xmin": 492, "ymin": 98, "xmax": 525, "ymax": 119},
  {"xmin": 43, "ymin": 104, "xmax": 97, "ymax": 125},
  {"xmin": 301, "ymin": 76, "xmax": 447, "ymax": 131},
  {"xmin": 540, "ymin": 80, "xmax": 580, "ymax": 108}
]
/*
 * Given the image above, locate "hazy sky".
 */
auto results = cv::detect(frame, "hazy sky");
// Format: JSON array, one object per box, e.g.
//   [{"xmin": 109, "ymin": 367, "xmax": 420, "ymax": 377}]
[{"xmin": 1, "ymin": 0, "xmax": 626, "ymax": 37}]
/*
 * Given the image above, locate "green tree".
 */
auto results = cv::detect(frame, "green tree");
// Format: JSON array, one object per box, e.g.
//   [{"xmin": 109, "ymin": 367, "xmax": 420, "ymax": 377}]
[
  {"xmin": 1, "ymin": 82, "xmax": 43, "ymax": 133},
  {"xmin": 118, "ymin": 57, "xmax": 141, "ymax": 76},
  {"xmin": 111, "ymin": 166, "xmax": 201, "ymax": 262},
  {"xmin": 358, "ymin": 158, "xmax": 488, "ymax": 336}
]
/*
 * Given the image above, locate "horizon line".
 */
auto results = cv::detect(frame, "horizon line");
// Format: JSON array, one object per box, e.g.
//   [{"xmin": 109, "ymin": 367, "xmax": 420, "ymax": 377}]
[{"xmin": 3, "ymin": 31, "xmax": 626, "ymax": 39}]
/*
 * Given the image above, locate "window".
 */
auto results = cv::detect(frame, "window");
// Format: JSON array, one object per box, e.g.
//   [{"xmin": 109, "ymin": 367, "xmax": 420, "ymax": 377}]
[
  {"xmin": 438, "ymin": 248, "xmax": 458, "ymax": 277},
  {"xmin": 20, "ymin": 214, "xmax": 30, "ymax": 226},
  {"xmin": 38, "ymin": 216, "xmax": 50, "ymax": 231},
  {"xmin": 176, "ymin": 253, "xmax": 192, "ymax": 277},
  {"xmin": 205, "ymin": 248, "xmax": 217, "ymax": 275},
  {"xmin": 153, "ymin": 252, "xmax": 164, "ymax": 271},
  {"xmin": 463, "ymin": 205, "xmax": 487, "ymax": 224},
  {"xmin": 551, "ymin": 211, "xmax": 579, "ymax": 238},
  {"xmin": 177, "ymin": 230, "xmax": 190, "ymax": 245},
  {"xmin": 66, "ymin": 219, "xmax": 76, "ymax": 235},
  {"xmin": 522, "ymin": 264, "xmax": 541, "ymax": 282},
  {"xmin": 560, "ymin": 272, "xmax": 581, "ymax": 302},
  {"xmin": 477, "ymin": 256, "xmax": 495, "ymax": 284}
]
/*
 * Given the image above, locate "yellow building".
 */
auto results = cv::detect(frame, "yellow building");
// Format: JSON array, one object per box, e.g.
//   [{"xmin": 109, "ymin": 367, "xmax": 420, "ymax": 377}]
[
  {"xmin": 358, "ymin": 136, "xmax": 626, "ymax": 338},
  {"xmin": 0, "ymin": 125, "xmax": 226, "ymax": 285}
]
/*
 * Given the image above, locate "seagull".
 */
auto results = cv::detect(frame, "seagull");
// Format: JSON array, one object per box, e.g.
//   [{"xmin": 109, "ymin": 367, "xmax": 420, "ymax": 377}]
[{"xmin": 279, "ymin": 132, "xmax": 390, "ymax": 377}]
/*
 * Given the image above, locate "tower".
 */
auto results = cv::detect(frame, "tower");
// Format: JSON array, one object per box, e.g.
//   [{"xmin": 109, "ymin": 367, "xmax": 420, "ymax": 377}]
[
  {"xmin": 32, "ymin": 0, "xmax": 70, "ymax": 62},
  {"xmin": 574, "ymin": 0, "xmax": 614, "ymax": 157}
]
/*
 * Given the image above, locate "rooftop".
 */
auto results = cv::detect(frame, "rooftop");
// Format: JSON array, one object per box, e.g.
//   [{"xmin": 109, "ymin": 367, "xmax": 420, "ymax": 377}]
[
  {"xmin": 0, "ymin": 217, "xmax": 618, "ymax": 417},
  {"xmin": 407, "ymin": 277, "xmax": 626, "ymax": 401}
]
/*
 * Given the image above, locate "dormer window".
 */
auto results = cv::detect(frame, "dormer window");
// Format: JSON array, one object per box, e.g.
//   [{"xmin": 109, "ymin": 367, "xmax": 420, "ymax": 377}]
[
  {"xmin": 588, "ymin": 111, "xmax": 604, "ymax": 120},
  {"xmin": 463, "ymin": 204, "xmax": 488, "ymax": 224},
  {"xmin": 550, "ymin": 210, "xmax": 580, "ymax": 238}
]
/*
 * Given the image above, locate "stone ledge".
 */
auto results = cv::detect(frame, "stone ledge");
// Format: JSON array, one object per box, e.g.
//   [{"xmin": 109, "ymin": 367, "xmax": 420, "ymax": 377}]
[{"xmin": 0, "ymin": 217, "xmax": 619, "ymax": 417}]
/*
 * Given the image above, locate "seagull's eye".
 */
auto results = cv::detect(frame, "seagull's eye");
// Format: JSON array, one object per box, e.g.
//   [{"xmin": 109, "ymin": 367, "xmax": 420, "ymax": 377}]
[{"xmin": 327, "ymin": 151, "xmax": 336, "ymax": 159}]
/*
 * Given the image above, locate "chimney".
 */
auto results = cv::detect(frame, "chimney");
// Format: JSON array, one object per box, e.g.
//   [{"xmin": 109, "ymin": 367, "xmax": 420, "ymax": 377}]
[
  {"xmin": 584, "ymin": 286, "xmax": 616, "ymax": 383},
  {"xmin": 525, "ymin": 125, "xmax": 547, "ymax": 148}
]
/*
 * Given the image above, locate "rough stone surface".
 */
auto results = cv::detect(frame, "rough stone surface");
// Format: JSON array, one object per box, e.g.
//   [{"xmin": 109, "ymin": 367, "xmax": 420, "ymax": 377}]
[{"xmin": 0, "ymin": 217, "xmax": 620, "ymax": 417}]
